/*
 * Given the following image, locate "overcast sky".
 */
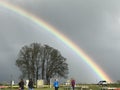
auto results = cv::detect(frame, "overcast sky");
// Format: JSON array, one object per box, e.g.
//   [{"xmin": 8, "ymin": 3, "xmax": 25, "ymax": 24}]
[{"xmin": 0, "ymin": 0, "xmax": 120, "ymax": 83}]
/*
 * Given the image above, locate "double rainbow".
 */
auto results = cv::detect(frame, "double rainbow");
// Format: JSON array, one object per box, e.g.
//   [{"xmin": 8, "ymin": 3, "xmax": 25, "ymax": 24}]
[{"xmin": 0, "ymin": 1, "xmax": 112, "ymax": 82}]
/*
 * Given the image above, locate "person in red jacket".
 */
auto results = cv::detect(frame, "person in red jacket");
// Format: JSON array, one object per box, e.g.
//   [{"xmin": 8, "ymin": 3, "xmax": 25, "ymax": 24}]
[{"xmin": 71, "ymin": 78, "xmax": 75, "ymax": 90}]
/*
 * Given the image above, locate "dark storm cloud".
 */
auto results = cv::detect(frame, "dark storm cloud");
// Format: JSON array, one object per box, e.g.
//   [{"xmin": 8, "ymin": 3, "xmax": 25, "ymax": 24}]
[{"xmin": 1, "ymin": 0, "xmax": 120, "ymax": 82}]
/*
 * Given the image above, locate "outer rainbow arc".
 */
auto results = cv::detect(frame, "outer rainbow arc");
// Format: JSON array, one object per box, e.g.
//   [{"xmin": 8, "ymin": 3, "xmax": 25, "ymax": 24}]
[{"xmin": 0, "ymin": 1, "xmax": 112, "ymax": 82}]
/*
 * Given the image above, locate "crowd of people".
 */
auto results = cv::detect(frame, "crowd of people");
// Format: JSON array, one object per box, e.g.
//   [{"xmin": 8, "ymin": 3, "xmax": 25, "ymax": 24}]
[
  {"xmin": 18, "ymin": 78, "xmax": 34, "ymax": 90},
  {"xmin": 18, "ymin": 78, "xmax": 75, "ymax": 90}
]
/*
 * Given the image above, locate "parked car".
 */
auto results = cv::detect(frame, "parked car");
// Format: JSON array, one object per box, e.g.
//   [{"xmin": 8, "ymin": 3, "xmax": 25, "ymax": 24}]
[{"xmin": 97, "ymin": 80, "xmax": 107, "ymax": 86}]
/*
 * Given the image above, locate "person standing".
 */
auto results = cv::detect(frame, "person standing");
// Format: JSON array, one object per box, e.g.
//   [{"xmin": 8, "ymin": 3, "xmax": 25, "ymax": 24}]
[
  {"xmin": 28, "ymin": 79, "xmax": 34, "ymax": 90},
  {"xmin": 53, "ymin": 79, "xmax": 59, "ymax": 90},
  {"xmin": 71, "ymin": 78, "xmax": 75, "ymax": 90},
  {"xmin": 18, "ymin": 79, "xmax": 24, "ymax": 90}
]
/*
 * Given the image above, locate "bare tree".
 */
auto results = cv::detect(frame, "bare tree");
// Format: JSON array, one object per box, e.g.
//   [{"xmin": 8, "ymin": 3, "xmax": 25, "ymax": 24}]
[{"xmin": 16, "ymin": 43, "xmax": 69, "ymax": 84}]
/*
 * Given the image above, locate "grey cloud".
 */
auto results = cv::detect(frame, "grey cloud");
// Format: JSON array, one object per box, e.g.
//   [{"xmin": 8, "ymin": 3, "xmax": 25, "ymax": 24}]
[{"xmin": 1, "ymin": 0, "xmax": 120, "ymax": 83}]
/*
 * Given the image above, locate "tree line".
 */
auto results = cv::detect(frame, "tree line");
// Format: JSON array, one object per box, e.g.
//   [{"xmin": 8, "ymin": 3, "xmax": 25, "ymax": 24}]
[{"xmin": 16, "ymin": 43, "xmax": 69, "ymax": 84}]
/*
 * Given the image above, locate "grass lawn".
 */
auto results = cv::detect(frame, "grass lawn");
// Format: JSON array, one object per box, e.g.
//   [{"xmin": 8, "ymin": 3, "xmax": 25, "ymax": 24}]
[
  {"xmin": 1, "ymin": 84, "xmax": 120, "ymax": 90},
  {"xmin": 33, "ymin": 88, "xmax": 64, "ymax": 90},
  {"xmin": 1, "ymin": 88, "xmax": 64, "ymax": 90}
]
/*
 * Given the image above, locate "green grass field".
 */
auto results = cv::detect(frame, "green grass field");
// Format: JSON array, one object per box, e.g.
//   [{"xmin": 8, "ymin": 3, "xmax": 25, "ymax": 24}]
[
  {"xmin": 0, "ymin": 87, "xmax": 64, "ymax": 90},
  {"xmin": 1, "ymin": 84, "xmax": 120, "ymax": 90},
  {"xmin": 0, "ymin": 86, "xmax": 86, "ymax": 90}
]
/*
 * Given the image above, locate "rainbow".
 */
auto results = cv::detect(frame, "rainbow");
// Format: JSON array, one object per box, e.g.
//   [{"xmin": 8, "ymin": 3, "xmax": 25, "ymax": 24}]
[{"xmin": 0, "ymin": 1, "xmax": 112, "ymax": 82}]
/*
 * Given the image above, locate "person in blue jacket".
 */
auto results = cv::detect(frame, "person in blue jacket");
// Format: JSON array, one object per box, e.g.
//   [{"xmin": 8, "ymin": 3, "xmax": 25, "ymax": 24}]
[{"xmin": 53, "ymin": 79, "xmax": 59, "ymax": 90}]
